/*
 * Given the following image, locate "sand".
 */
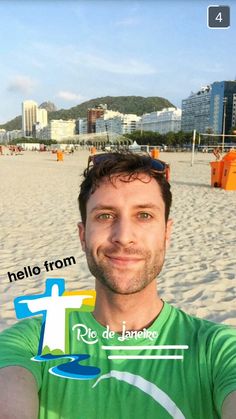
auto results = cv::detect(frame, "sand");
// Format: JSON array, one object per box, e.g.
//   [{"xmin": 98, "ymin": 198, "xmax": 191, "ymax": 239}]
[{"xmin": 0, "ymin": 149, "xmax": 235, "ymax": 331}]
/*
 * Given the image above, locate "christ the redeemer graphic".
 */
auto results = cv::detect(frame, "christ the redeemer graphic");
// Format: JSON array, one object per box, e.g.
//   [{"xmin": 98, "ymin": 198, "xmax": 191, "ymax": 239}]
[{"xmin": 14, "ymin": 278, "xmax": 93, "ymax": 354}]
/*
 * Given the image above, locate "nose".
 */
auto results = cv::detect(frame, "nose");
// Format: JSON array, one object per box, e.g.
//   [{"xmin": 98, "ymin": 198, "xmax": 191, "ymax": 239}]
[{"xmin": 110, "ymin": 218, "xmax": 136, "ymax": 247}]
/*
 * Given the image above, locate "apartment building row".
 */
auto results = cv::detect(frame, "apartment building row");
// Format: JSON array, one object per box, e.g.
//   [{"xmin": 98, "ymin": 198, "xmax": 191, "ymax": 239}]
[
  {"xmin": 93, "ymin": 80, "xmax": 236, "ymax": 137},
  {"xmin": 4, "ymin": 80, "xmax": 235, "ymax": 144},
  {"xmin": 17, "ymin": 101, "xmax": 182, "ymax": 142},
  {"xmin": 93, "ymin": 105, "xmax": 181, "ymax": 136}
]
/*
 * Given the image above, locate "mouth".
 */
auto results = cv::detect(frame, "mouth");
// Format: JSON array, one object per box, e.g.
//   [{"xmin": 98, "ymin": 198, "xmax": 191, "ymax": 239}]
[{"xmin": 105, "ymin": 255, "xmax": 143, "ymax": 266}]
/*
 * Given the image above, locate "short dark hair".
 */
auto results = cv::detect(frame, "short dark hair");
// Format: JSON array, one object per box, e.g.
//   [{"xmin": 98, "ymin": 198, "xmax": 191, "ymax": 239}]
[{"xmin": 78, "ymin": 152, "xmax": 172, "ymax": 224}]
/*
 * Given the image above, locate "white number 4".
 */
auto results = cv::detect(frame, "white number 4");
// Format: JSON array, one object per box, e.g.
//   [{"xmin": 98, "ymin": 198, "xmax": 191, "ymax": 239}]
[{"xmin": 215, "ymin": 12, "xmax": 223, "ymax": 23}]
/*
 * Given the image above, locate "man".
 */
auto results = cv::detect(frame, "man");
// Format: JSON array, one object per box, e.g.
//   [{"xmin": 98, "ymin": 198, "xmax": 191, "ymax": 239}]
[{"xmin": 0, "ymin": 152, "xmax": 235, "ymax": 419}]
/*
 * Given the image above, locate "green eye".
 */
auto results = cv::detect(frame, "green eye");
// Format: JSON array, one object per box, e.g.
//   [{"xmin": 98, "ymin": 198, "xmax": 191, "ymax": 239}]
[
  {"xmin": 138, "ymin": 212, "xmax": 151, "ymax": 219},
  {"xmin": 97, "ymin": 213, "xmax": 113, "ymax": 220}
]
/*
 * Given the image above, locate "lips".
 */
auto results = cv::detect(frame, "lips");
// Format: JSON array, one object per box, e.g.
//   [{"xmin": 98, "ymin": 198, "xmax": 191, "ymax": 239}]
[{"xmin": 105, "ymin": 255, "xmax": 143, "ymax": 265}]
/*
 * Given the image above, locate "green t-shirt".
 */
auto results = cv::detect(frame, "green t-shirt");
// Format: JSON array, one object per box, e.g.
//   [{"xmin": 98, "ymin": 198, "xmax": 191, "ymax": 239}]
[{"xmin": 0, "ymin": 302, "xmax": 236, "ymax": 419}]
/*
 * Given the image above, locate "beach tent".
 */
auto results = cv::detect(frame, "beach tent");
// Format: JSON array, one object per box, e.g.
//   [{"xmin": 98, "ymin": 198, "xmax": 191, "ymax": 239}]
[{"xmin": 128, "ymin": 140, "xmax": 141, "ymax": 152}]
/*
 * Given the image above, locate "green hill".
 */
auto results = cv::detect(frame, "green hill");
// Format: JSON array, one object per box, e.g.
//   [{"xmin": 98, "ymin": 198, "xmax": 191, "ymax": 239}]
[
  {"xmin": 0, "ymin": 115, "xmax": 22, "ymax": 131},
  {"xmin": 0, "ymin": 96, "xmax": 175, "ymax": 131}
]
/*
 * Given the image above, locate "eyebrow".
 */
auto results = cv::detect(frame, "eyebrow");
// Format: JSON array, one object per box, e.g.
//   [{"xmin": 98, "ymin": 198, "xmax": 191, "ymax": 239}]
[{"xmin": 90, "ymin": 204, "xmax": 162, "ymax": 213}]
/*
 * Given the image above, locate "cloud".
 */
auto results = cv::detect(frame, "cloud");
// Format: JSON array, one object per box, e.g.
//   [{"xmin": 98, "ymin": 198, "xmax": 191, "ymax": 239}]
[
  {"xmin": 80, "ymin": 54, "xmax": 156, "ymax": 76},
  {"xmin": 57, "ymin": 90, "xmax": 84, "ymax": 102},
  {"xmin": 31, "ymin": 42, "xmax": 156, "ymax": 76},
  {"xmin": 115, "ymin": 17, "xmax": 139, "ymax": 27},
  {"xmin": 7, "ymin": 75, "xmax": 36, "ymax": 94}
]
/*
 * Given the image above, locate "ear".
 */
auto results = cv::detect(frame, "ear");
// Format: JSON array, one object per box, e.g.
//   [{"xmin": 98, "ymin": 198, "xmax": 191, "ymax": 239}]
[
  {"xmin": 78, "ymin": 222, "xmax": 86, "ymax": 252},
  {"xmin": 165, "ymin": 218, "xmax": 173, "ymax": 249}
]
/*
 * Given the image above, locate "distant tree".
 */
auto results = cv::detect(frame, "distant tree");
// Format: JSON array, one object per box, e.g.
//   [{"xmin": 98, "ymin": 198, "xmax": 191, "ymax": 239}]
[
  {"xmin": 165, "ymin": 132, "xmax": 175, "ymax": 146},
  {"xmin": 125, "ymin": 130, "xmax": 195, "ymax": 148},
  {"xmin": 125, "ymin": 131, "xmax": 153, "ymax": 145}
]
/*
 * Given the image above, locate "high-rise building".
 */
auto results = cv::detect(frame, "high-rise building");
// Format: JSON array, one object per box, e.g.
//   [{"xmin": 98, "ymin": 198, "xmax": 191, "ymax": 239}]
[
  {"xmin": 209, "ymin": 81, "xmax": 236, "ymax": 134},
  {"xmin": 76, "ymin": 118, "xmax": 88, "ymax": 135},
  {"xmin": 96, "ymin": 110, "xmax": 123, "ymax": 134},
  {"xmin": 22, "ymin": 100, "xmax": 48, "ymax": 137},
  {"xmin": 231, "ymin": 93, "xmax": 236, "ymax": 128},
  {"xmin": 22, "ymin": 100, "xmax": 38, "ymax": 137},
  {"xmin": 37, "ymin": 108, "xmax": 48, "ymax": 128},
  {"xmin": 87, "ymin": 104, "xmax": 107, "ymax": 133},
  {"xmin": 182, "ymin": 81, "xmax": 236, "ymax": 134},
  {"xmin": 181, "ymin": 86, "xmax": 211, "ymax": 133}
]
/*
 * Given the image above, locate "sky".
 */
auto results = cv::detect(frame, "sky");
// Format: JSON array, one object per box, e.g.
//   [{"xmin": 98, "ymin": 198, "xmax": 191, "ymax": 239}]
[{"xmin": 0, "ymin": 0, "xmax": 236, "ymax": 124}]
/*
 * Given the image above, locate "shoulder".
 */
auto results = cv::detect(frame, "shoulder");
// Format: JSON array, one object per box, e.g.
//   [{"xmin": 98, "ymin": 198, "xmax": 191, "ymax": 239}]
[
  {"xmin": 0, "ymin": 317, "xmax": 42, "ymax": 340},
  {"xmin": 167, "ymin": 303, "xmax": 236, "ymax": 344},
  {"xmin": 0, "ymin": 317, "xmax": 42, "ymax": 356}
]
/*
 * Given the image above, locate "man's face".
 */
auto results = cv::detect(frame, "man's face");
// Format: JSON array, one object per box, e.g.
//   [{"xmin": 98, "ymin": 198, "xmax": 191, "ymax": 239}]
[{"xmin": 79, "ymin": 174, "xmax": 172, "ymax": 295}]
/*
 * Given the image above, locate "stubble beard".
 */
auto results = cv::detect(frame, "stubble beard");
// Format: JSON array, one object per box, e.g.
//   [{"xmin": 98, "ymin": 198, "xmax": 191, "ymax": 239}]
[{"xmin": 85, "ymin": 244, "xmax": 166, "ymax": 295}]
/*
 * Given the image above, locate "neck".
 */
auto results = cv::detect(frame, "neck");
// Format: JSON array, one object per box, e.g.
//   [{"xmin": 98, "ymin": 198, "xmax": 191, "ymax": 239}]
[{"xmin": 93, "ymin": 280, "xmax": 163, "ymax": 333}]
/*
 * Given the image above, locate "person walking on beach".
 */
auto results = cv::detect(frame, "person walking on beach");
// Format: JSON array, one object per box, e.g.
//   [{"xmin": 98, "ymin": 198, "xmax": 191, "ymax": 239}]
[
  {"xmin": 0, "ymin": 152, "xmax": 236, "ymax": 419},
  {"xmin": 213, "ymin": 147, "xmax": 221, "ymax": 160}
]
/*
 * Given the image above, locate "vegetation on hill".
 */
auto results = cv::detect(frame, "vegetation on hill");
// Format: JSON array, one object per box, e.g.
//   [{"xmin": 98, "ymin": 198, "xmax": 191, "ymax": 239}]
[
  {"xmin": 0, "ymin": 115, "xmax": 22, "ymax": 132},
  {"xmin": 49, "ymin": 96, "xmax": 175, "ymax": 121},
  {"xmin": 39, "ymin": 101, "xmax": 57, "ymax": 112},
  {"xmin": 0, "ymin": 96, "xmax": 175, "ymax": 131}
]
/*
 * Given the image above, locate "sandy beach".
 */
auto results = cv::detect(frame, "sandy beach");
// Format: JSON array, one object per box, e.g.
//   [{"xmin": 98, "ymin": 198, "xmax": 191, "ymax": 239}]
[{"xmin": 0, "ymin": 149, "xmax": 235, "ymax": 331}]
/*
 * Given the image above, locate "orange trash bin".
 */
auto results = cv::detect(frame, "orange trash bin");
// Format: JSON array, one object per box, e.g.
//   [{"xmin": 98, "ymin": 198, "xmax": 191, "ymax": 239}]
[
  {"xmin": 151, "ymin": 148, "xmax": 159, "ymax": 159},
  {"xmin": 210, "ymin": 161, "xmax": 224, "ymax": 187},
  {"xmin": 221, "ymin": 161, "xmax": 236, "ymax": 190},
  {"xmin": 222, "ymin": 150, "xmax": 236, "ymax": 162},
  {"xmin": 57, "ymin": 150, "xmax": 64, "ymax": 161}
]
